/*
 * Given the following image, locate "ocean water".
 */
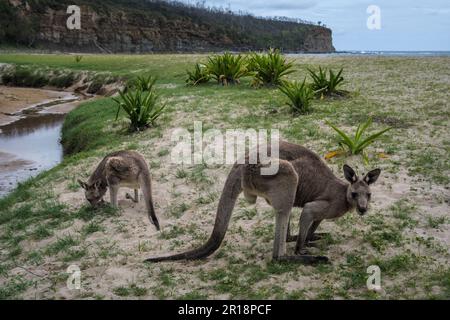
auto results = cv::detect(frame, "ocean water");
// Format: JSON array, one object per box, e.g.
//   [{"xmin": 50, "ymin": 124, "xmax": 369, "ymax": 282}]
[{"xmin": 291, "ymin": 51, "xmax": 450, "ymax": 57}]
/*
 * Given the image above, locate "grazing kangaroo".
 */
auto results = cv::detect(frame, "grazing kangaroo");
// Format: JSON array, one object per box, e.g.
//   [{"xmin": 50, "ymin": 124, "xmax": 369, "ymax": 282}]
[
  {"xmin": 145, "ymin": 141, "xmax": 380, "ymax": 263},
  {"xmin": 78, "ymin": 150, "xmax": 160, "ymax": 231}
]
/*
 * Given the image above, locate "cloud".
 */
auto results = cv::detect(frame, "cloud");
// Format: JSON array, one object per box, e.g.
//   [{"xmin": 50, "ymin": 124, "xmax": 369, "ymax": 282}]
[
  {"xmin": 181, "ymin": 0, "xmax": 450, "ymax": 50},
  {"xmin": 189, "ymin": 0, "xmax": 318, "ymax": 13}
]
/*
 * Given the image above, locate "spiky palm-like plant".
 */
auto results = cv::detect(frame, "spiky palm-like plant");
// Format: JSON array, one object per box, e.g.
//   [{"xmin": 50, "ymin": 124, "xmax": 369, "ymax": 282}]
[
  {"xmin": 248, "ymin": 49, "xmax": 294, "ymax": 87},
  {"xmin": 207, "ymin": 52, "xmax": 248, "ymax": 85},
  {"xmin": 308, "ymin": 67, "xmax": 345, "ymax": 97},
  {"xmin": 326, "ymin": 117, "xmax": 391, "ymax": 162},
  {"xmin": 278, "ymin": 79, "xmax": 316, "ymax": 114},
  {"xmin": 114, "ymin": 89, "xmax": 165, "ymax": 132},
  {"xmin": 186, "ymin": 63, "xmax": 211, "ymax": 86}
]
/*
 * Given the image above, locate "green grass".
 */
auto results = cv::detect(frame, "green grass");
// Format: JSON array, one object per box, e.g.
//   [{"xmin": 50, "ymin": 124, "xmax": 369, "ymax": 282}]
[
  {"xmin": 158, "ymin": 225, "xmax": 187, "ymax": 240},
  {"xmin": 74, "ymin": 205, "xmax": 119, "ymax": 222},
  {"xmin": 31, "ymin": 225, "xmax": 54, "ymax": 240},
  {"xmin": 373, "ymin": 253, "xmax": 420, "ymax": 276},
  {"xmin": 81, "ymin": 221, "xmax": 103, "ymax": 235},
  {"xmin": 113, "ymin": 284, "xmax": 148, "ymax": 297},
  {"xmin": 61, "ymin": 98, "xmax": 124, "ymax": 155},
  {"xmin": 0, "ymin": 54, "xmax": 201, "ymax": 83},
  {"xmin": 427, "ymin": 268, "xmax": 450, "ymax": 299},
  {"xmin": 45, "ymin": 235, "xmax": 79, "ymax": 255},
  {"xmin": 407, "ymin": 147, "xmax": 450, "ymax": 185},
  {"xmin": 177, "ymin": 291, "xmax": 208, "ymax": 300},
  {"xmin": 169, "ymin": 203, "xmax": 190, "ymax": 218},
  {"xmin": 0, "ymin": 276, "xmax": 31, "ymax": 299},
  {"xmin": 426, "ymin": 216, "xmax": 447, "ymax": 229},
  {"xmin": 363, "ymin": 215, "xmax": 404, "ymax": 252}
]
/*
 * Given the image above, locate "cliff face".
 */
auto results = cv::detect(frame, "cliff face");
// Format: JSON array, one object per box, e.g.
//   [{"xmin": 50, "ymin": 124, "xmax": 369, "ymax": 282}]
[{"xmin": 3, "ymin": 0, "xmax": 335, "ymax": 53}]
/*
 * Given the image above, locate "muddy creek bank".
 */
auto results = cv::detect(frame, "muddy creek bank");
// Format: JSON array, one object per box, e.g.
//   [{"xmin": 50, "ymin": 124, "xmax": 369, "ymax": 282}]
[{"xmin": 0, "ymin": 86, "xmax": 87, "ymax": 197}]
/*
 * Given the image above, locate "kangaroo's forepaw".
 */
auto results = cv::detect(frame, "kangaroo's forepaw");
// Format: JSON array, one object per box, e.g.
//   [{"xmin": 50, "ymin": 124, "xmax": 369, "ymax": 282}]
[
  {"xmin": 295, "ymin": 248, "xmax": 310, "ymax": 255},
  {"xmin": 125, "ymin": 193, "xmax": 138, "ymax": 203},
  {"xmin": 305, "ymin": 241, "xmax": 320, "ymax": 248},
  {"xmin": 286, "ymin": 235, "xmax": 298, "ymax": 242},
  {"xmin": 308, "ymin": 233, "xmax": 328, "ymax": 241}
]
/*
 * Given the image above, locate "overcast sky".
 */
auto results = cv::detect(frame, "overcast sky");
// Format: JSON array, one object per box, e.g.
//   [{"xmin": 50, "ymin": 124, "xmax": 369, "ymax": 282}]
[{"xmin": 181, "ymin": 0, "xmax": 450, "ymax": 51}]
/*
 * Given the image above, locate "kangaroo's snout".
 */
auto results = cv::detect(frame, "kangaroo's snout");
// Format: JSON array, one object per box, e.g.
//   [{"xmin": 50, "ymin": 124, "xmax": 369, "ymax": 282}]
[{"xmin": 357, "ymin": 206, "xmax": 367, "ymax": 215}]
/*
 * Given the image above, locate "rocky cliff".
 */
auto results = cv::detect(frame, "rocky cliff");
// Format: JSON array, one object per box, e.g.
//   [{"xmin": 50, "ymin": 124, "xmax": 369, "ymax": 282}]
[{"xmin": 2, "ymin": 0, "xmax": 335, "ymax": 53}]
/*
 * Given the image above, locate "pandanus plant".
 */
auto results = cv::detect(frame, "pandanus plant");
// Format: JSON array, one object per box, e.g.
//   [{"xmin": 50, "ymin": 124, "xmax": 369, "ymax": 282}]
[
  {"xmin": 114, "ymin": 89, "xmax": 166, "ymax": 132},
  {"xmin": 326, "ymin": 117, "xmax": 391, "ymax": 162}
]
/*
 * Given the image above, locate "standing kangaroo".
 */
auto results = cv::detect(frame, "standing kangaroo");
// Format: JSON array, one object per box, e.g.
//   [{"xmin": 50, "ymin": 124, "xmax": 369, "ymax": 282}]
[
  {"xmin": 78, "ymin": 150, "xmax": 160, "ymax": 231},
  {"xmin": 146, "ymin": 141, "xmax": 380, "ymax": 263}
]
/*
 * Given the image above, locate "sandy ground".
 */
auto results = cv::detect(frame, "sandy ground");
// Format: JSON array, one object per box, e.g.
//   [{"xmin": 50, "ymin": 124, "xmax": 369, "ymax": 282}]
[
  {"xmin": 11, "ymin": 136, "xmax": 448, "ymax": 300},
  {"xmin": 0, "ymin": 86, "xmax": 76, "ymax": 126},
  {"xmin": 1, "ymin": 56, "xmax": 449, "ymax": 300},
  {"xmin": 0, "ymin": 151, "xmax": 33, "ymax": 169}
]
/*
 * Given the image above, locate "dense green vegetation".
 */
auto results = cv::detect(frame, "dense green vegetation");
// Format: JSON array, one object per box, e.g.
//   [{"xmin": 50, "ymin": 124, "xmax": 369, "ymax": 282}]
[
  {"xmin": 186, "ymin": 63, "xmax": 210, "ymax": 86},
  {"xmin": 308, "ymin": 67, "xmax": 346, "ymax": 97},
  {"xmin": 0, "ymin": 65, "xmax": 76, "ymax": 88},
  {"xmin": 0, "ymin": 54, "xmax": 200, "ymax": 82},
  {"xmin": 248, "ymin": 49, "xmax": 295, "ymax": 87},
  {"xmin": 206, "ymin": 52, "xmax": 248, "ymax": 85},
  {"xmin": 0, "ymin": 0, "xmax": 37, "ymax": 46},
  {"xmin": 278, "ymin": 79, "xmax": 316, "ymax": 114},
  {"xmin": 187, "ymin": 50, "xmax": 295, "ymax": 87},
  {"xmin": 0, "ymin": 64, "xmax": 121, "ymax": 92},
  {"xmin": 114, "ymin": 87, "xmax": 166, "ymax": 132}
]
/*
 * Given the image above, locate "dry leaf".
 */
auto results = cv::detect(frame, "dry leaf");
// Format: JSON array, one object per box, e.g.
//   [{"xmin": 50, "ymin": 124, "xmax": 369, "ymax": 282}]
[{"xmin": 324, "ymin": 150, "xmax": 342, "ymax": 160}]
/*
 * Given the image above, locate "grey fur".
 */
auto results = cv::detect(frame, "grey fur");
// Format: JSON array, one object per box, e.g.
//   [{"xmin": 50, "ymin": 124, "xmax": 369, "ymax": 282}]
[
  {"xmin": 78, "ymin": 150, "xmax": 160, "ymax": 231},
  {"xmin": 146, "ymin": 141, "xmax": 380, "ymax": 263}
]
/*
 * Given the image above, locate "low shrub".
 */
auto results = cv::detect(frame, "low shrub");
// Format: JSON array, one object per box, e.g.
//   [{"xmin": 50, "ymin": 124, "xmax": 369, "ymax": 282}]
[
  {"xmin": 326, "ymin": 117, "xmax": 391, "ymax": 162},
  {"xmin": 113, "ymin": 89, "xmax": 166, "ymax": 132},
  {"xmin": 308, "ymin": 67, "xmax": 345, "ymax": 97},
  {"xmin": 278, "ymin": 79, "xmax": 315, "ymax": 114},
  {"xmin": 130, "ymin": 75, "xmax": 157, "ymax": 92},
  {"xmin": 248, "ymin": 49, "xmax": 294, "ymax": 87},
  {"xmin": 207, "ymin": 52, "xmax": 248, "ymax": 85},
  {"xmin": 186, "ymin": 63, "xmax": 211, "ymax": 86}
]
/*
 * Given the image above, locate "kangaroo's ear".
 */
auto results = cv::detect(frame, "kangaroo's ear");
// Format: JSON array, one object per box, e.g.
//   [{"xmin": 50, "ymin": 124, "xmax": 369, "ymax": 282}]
[
  {"xmin": 78, "ymin": 179, "xmax": 87, "ymax": 189},
  {"xmin": 343, "ymin": 164, "xmax": 358, "ymax": 183},
  {"xmin": 364, "ymin": 168, "xmax": 381, "ymax": 185}
]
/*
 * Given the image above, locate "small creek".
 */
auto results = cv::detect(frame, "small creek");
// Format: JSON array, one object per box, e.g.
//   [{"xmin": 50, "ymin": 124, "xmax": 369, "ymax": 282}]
[{"xmin": 0, "ymin": 86, "xmax": 86, "ymax": 197}]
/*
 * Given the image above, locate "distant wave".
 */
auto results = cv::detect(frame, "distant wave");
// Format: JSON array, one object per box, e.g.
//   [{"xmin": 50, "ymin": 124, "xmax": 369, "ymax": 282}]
[{"xmin": 333, "ymin": 51, "xmax": 450, "ymax": 57}]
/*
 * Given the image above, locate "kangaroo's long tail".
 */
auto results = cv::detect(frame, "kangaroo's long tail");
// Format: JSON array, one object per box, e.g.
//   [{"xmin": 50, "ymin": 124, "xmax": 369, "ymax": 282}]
[
  {"xmin": 140, "ymin": 171, "xmax": 160, "ymax": 231},
  {"xmin": 145, "ymin": 165, "xmax": 242, "ymax": 262}
]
